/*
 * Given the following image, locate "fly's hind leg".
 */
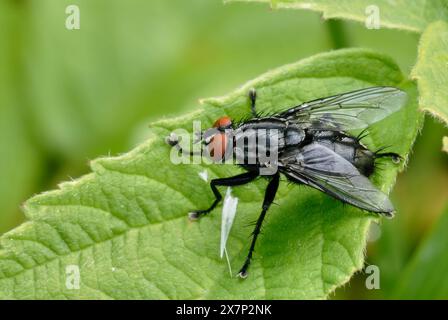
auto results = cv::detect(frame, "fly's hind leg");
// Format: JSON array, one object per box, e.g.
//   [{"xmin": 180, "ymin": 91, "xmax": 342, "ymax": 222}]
[
  {"xmin": 249, "ymin": 88, "xmax": 257, "ymax": 117},
  {"xmin": 238, "ymin": 172, "xmax": 280, "ymax": 278},
  {"xmin": 189, "ymin": 169, "xmax": 259, "ymax": 220}
]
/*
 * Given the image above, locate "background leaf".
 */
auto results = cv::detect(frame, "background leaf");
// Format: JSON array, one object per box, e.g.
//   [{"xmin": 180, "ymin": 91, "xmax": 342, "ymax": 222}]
[
  {"xmin": 392, "ymin": 206, "xmax": 448, "ymax": 299},
  {"xmin": 21, "ymin": 0, "xmax": 332, "ymax": 162},
  {"xmin": 411, "ymin": 21, "xmax": 448, "ymax": 124},
  {"xmin": 444, "ymin": 137, "xmax": 448, "ymax": 153},
  {"xmin": 0, "ymin": 49, "xmax": 422, "ymax": 299},
  {"xmin": 228, "ymin": 0, "xmax": 448, "ymax": 32},
  {"xmin": 0, "ymin": 0, "xmax": 333, "ymax": 234},
  {"xmin": 0, "ymin": 2, "xmax": 42, "ymax": 234}
]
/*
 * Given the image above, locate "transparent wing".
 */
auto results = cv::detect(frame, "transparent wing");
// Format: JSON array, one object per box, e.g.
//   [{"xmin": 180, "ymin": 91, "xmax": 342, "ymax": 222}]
[
  {"xmin": 279, "ymin": 86, "xmax": 407, "ymax": 131},
  {"xmin": 280, "ymin": 142, "xmax": 394, "ymax": 216}
]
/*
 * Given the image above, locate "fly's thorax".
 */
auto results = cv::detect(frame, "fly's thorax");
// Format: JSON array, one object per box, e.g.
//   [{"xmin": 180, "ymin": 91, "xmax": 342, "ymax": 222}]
[
  {"xmin": 205, "ymin": 117, "xmax": 307, "ymax": 174},
  {"xmin": 233, "ymin": 127, "xmax": 280, "ymax": 166},
  {"xmin": 232, "ymin": 120, "xmax": 305, "ymax": 172}
]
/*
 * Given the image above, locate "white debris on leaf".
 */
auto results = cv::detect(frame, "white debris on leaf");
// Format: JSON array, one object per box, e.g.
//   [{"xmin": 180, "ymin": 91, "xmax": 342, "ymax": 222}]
[
  {"xmin": 220, "ymin": 188, "xmax": 239, "ymax": 277},
  {"xmin": 198, "ymin": 170, "xmax": 208, "ymax": 182},
  {"xmin": 220, "ymin": 188, "xmax": 239, "ymax": 258}
]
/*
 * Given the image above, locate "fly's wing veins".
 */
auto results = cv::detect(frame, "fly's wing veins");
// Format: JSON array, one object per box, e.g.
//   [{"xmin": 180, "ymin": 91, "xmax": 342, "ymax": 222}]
[
  {"xmin": 279, "ymin": 86, "xmax": 407, "ymax": 131},
  {"xmin": 280, "ymin": 142, "xmax": 394, "ymax": 216}
]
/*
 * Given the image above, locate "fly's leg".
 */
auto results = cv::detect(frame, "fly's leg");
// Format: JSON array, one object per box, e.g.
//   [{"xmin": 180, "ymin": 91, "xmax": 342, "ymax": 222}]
[
  {"xmin": 189, "ymin": 170, "xmax": 260, "ymax": 220},
  {"xmin": 356, "ymin": 128, "xmax": 370, "ymax": 142},
  {"xmin": 238, "ymin": 172, "xmax": 280, "ymax": 278},
  {"xmin": 165, "ymin": 133, "xmax": 202, "ymax": 156},
  {"xmin": 249, "ymin": 88, "xmax": 257, "ymax": 117}
]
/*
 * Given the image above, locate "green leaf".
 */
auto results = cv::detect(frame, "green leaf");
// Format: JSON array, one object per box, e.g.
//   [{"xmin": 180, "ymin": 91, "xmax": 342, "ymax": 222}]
[
  {"xmin": 444, "ymin": 137, "xmax": 448, "ymax": 153},
  {"xmin": 392, "ymin": 206, "xmax": 448, "ymax": 299},
  {"xmin": 412, "ymin": 21, "xmax": 448, "ymax": 124},
  {"xmin": 0, "ymin": 49, "xmax": 422, "ymax": 299},
  {"xmin": 227, "ymin": 0, "xmax": 448, "ymax": 33}
]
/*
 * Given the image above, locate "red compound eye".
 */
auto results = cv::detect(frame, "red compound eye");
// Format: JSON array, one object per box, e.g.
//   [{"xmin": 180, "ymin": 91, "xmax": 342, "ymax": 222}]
[
  {"xmin": 208, "ymin": 132, "xmax": 228, "ymax": 162},
  {"xmin": 213, "ymin": 116, "xmax": 232, "ymax": 129}
]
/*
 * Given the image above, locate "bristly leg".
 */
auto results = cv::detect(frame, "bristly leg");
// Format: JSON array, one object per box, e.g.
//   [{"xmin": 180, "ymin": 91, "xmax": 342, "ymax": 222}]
[
  {"xmin": 249, "ymin": 88, "xmax": 257, "ymax": 117},
  {"xmin": 356, "ymin": 128, "xmax": 370, "ymax": 142},
  {"xmin": 189, "ymin": 169, "xmax": 259, "ymax": 220},
  {"xmin": 238, "ymin": 172, "xmax": 280, "ymax": 278}
]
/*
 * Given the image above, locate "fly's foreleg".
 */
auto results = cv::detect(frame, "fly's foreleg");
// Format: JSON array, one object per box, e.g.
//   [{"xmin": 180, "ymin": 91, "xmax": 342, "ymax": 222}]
[
  {"xmin": 238, "ymin": 172, "xmax": 280, "ymax": 278},
  {"xmin": 189, "ymin": 170, "xmax": 260, "ymax": 220},
  {"xmin": 249, "ymin": 88, "xmax": 257, "ymax": 117},
  {"xmin": 165, "ymin": 133, "xmax": 202, "ymax": 156}
]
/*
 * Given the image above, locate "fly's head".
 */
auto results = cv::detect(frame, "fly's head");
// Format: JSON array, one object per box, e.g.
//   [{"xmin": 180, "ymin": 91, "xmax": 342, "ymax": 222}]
[{"xmin": 202, "ymin": 116, "xmax": 234, "ymax": 162}]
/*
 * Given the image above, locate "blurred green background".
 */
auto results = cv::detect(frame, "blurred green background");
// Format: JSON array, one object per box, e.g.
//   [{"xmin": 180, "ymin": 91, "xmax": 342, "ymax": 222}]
[{"xmin": 1, "ymin": 0, "xmax": 447, "ymax": 299}]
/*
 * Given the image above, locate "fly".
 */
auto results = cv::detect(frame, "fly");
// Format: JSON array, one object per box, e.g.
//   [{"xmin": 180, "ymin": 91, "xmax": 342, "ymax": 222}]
[{"xmin": 166, "ymin": 86, "xmax": 407, "ymax": 278}]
